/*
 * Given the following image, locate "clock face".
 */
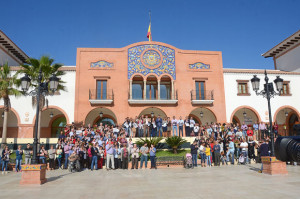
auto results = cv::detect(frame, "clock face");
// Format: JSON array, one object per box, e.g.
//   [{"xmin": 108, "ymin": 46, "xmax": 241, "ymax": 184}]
[{"xmin": 141, "ymin": 49, "xmax": 162, "ymax": 69}]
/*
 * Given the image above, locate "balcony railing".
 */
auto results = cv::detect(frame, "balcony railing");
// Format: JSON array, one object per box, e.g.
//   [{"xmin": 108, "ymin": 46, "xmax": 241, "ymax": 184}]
[
  {"xmin": 190, "ymin": 90, "xmax": 214, "ymax": 105},
  {"xmin": 128, "ymin": 90, "xmax": 178, "ymax": 105},
  {"xmin": 89, "ymin": 89, "xmax": 114, "ymax": 105}
]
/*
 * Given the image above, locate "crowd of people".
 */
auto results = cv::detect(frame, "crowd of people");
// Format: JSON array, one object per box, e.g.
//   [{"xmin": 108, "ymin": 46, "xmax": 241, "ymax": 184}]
[{"xmin": 0, "ymin": 114, "xmax": 282, "ymax": 174}]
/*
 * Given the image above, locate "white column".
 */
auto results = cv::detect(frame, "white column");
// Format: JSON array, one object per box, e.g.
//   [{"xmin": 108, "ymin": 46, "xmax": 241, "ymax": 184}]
[
  {"xmin": 129, "ymin": 80, "xmax": 132, "ymax": 100},
  {"xmin": 143, "ymin": 80, "xmax": 147, "ymax": 100},
  {"xmin": 158, "ymin": 80, "xmax": 161, "ymax": 100},
  {"xmin": 172, "ymin": 80, "xmax": 175, "ymax": 100}
]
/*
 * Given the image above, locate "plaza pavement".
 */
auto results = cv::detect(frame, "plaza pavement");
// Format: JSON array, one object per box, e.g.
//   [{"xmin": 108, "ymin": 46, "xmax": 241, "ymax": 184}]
[{"xmin": 0, "ymin": 164, "xmax": 299, "ymax": 199}]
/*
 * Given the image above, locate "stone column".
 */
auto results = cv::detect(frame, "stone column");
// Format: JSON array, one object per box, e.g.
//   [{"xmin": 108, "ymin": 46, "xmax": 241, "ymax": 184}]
[
  {"xmin": 129, "ymin": 80, "xmax": 132, "ymax": 100},
  {"xmin": 172, "ymin": 80, "xmax": 175, "ymax": 100},
  {"xmin": 143, "ymin": 80, "xmax": 147, "ymax": 100},
  {"xmin": 157, "ymin": 80, "xmax": 161, "ymax": 100}
]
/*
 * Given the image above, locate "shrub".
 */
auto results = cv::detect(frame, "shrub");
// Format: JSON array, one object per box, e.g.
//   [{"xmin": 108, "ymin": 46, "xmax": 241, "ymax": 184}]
[{"xmin": 165, "ymin": 136, "xmax": 187, "ymax": 154}]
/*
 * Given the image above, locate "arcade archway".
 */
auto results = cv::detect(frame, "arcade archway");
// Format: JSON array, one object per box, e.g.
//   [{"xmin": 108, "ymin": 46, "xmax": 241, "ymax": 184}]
[
  {"xmin": 138, "ymin": 107, "xmax": 167, "ymax": 119},
  {"xmin": 189, "ymin": 108, "xmax": 217, "ymax": 125},
  {"xmin": 38, "ymin": 107, "xmax": 69, "ymax": 138},
  {"xmin": 0, "ymin": 107, "xmax": 19, "ymax": 138},
  {"xmin": 230, "ymin": 106, "xmax": 261, "ymax": 126},
  {"xmin": 273, "ymin": 106, "xmax": 300, "ymax": 136},
  {"xmin": 85, "ymin": 107, "xmax": 117, "ymax": 127}
]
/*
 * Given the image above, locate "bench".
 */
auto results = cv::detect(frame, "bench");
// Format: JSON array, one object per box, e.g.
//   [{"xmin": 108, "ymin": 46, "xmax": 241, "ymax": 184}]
[{"xmin": 156, "ymin": 156, "xmax": 184, "ymax": 167}]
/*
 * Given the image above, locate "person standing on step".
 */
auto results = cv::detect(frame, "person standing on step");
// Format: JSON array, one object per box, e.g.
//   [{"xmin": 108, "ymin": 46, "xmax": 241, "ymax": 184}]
[
  {"xmin": 140, "ymin": 143, "xmax": 149, "ymax": 169},
  {"xmin": 131, "ymin": 144, "xmax": 139, "ymax": 169}
]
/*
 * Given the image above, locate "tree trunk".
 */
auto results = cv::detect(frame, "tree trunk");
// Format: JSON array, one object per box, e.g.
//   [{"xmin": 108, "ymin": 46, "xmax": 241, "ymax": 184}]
[
  {"xmin": 1, "ymin": 98, "xmax": 9, "ymax": 148},
  {"xmin": 1, "ymin": 111, "xmax": 8, "ymax": 148},
  {"xmin": 173, "ymin": 147, "xmax": 178, "ymax": 154}
]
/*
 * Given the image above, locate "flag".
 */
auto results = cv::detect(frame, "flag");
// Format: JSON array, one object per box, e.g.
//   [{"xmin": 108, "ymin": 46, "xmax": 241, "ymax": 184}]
[{"xmin": 147, "ymin": 22, "xmax": 151, "ymax": 41}]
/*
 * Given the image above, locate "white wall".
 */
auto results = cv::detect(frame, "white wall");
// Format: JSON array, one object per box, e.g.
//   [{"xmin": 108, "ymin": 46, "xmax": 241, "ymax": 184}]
[
  {"xmin": 224, "ymin": 72, "xmax": 300, "ymax": 123},
  {"xmin": 0, "ymin": 48, "xmax": 20, "ymax": 66},
  {"xmin": 0, "ymin": 67, "xmax": 76, "ymax": 125},
  {"xmin": 276, "ymin": 45, "xmax": 300, "ymax": 72}
]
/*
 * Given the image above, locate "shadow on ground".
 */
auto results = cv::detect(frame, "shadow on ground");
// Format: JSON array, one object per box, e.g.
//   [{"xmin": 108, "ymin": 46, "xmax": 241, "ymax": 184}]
[{"xmin": 47, "ymin": 172, "xmax": 73, "ymax": 183}]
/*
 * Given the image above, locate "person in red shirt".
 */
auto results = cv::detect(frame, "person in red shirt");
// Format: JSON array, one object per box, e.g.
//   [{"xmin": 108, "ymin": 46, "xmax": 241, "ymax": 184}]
[{"xmin": 247, "ymin": 127, "xmax": 254, "ymax": 141}]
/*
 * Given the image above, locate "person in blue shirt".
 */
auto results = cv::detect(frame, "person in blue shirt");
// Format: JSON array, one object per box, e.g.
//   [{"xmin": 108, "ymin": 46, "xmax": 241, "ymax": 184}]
[
  {"xmin": 15, "ymin": 145, "xmax": 23, "ymax": 172},
  {"xmin": 149, "ymin": 144, "xmax": 157, "ymax": 169},
  {"xmin": 226, "ymin": 138, "xmax": 235, "ymax": 165}
]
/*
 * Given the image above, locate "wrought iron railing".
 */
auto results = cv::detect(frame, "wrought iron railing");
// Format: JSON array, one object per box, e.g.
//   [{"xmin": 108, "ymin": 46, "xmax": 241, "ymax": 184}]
[
  {"xmin": 89, "ymin": 89, "xmax": 114, "ymax": 100},
  {"xmin": 128, "ymin": 90, "xmax": 178, "ymax": 100},
  {"xmin": 190, "ymin": 90, "xmax": 214, "ymax": 100}
]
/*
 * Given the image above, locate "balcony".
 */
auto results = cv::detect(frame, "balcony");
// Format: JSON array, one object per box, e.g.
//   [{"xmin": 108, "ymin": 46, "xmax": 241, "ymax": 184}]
[
  {"xmin": 89, "ymin": 89, "xmax": 114, "ymax": 105},
  {"xmin": 191, "ymin": 90, "xmax": 214, "ymax": 105},
  {"xmin": 128, "ymin": 90, "xmax": 178, "ymax": 105}
]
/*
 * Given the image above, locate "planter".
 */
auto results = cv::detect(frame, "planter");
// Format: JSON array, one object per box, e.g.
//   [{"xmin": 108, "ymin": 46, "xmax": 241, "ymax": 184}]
[
  {"xmin": 20, "ymin": 164, "xmax": 47, "ymax": 185},
  {"xmin": 261, "ymin": 156, "xmax": 288, "ymax": 175}
]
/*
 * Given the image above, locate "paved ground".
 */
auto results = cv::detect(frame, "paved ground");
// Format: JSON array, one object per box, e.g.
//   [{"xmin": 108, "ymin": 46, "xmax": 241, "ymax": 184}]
[{"xmin": 0, "ymin": 164, "xmax": 300, "ymax": 199}]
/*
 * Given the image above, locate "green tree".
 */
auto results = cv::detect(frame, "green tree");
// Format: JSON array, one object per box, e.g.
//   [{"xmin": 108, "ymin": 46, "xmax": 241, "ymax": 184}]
[
  {"xmin": 165, "ymin": 136, "xmax": 187, "ymax": 154},
  {"xmin": 18, "ymin": 56, "xmax": 65, "ymax": 142},
  {"xmin": 0, "ymin": 63, "xmax": 22, "ymax": 147}
]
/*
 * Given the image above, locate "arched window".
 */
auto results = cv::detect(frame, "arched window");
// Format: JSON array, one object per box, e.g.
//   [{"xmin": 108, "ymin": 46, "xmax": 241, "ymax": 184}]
[{"xmin": 51, "ymin": 117, "xmax": 66, "ymax": 138}]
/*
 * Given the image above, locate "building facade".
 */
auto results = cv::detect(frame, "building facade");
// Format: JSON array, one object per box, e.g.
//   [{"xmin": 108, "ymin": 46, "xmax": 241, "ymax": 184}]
[{"xmin": 1, "ymin": 31, "xmax": 300, "ymax": 140}]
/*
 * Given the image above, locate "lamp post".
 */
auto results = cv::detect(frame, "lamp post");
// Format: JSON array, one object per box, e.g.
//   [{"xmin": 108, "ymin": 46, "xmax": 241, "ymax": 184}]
[
  {"xmin": 99, "ymin": 111, "xmax": 103, "ymax": 118},
  {"xmin": 250, "ymin": 70, "xmax": 283, "ymax": 156},
  {"xmin": 20, "ymin": 68, "xmax": 59, "ymax": 164}
]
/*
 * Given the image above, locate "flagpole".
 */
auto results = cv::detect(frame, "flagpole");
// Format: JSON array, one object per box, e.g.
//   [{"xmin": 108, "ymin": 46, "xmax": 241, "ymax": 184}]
[{"xmin": 149, "ymin": 10, "xmax": 151, "ymax": 41}]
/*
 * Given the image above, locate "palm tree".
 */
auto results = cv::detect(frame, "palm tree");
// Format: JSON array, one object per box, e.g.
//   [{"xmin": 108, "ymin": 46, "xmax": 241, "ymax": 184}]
[
  {"xmin": 165, "ymin": 136, "xmax": 187, "ymax": 154},
  {"xmin": 18, "ymin": 56, "xmax": 65, "ymax": 142},
  {"xmin": 136, "ymin": 137, "xmax": 163, "ymax": 148},
  {"xmin": 0, "ymin": 63, "xmax": 22, "ymax": 147}
]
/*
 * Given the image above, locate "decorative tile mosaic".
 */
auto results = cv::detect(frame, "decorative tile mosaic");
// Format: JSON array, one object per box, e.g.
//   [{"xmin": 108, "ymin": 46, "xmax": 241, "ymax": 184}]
[
  {"xmin": 91, "ymin": 60, "xmax": 113, "ymax": 68},
  {"xmin": 21, "ymin": 165, "xmax": 44, "ymax": 170},
  {"xmin": 142, "ymin": 49, "xmax": 161, "ymax": 68},
  {"xmin": 128, "ymin": 44, "xmax": 176, "ymax": 79},
  {"xmin": 189, "ymin": 62, "xmax": 210, "ymax": 69}
]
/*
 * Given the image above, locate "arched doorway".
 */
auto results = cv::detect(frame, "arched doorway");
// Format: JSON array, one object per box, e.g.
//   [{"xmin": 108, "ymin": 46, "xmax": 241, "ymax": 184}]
[
  {"xmin": 273, "ymin": 106, "xmax": 300, "ymax": 136},
  {"xmin": 230, "ymin": 106, "xmax": 260, "ymax": 126},
  {"xmin": 146, "ymin": 75, "xmax": 158, "ymax": 100},
  {"xmin": 160, "ymin": 75, "xmax": 172, "ymax": 100},
  {"xmin": 0, "ymin": 107, "xmax": 19, "ymax": 138},
  {"xmin": 85, "ymin": 107, "xmax": 117, "ymax": 127},
  {"xmin": 189, "ymin": 108, "xmax": 217, "ymax": 125},
  {"xmin": 132, "ymin": 75, "xmax": 144, "ymax": 99}
]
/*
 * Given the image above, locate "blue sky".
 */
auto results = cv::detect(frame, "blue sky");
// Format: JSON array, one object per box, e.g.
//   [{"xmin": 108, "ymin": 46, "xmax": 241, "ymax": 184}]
[{"xmin": 1, "ymin": 0, "xmax": 299, "ymax": 69}]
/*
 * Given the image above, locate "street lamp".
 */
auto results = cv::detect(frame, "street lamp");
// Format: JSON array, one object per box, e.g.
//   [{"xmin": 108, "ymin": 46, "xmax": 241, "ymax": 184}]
[
  {"xmin": 243, "ymin": 109, "xmax": 247, "ymax": 117},
  {"xmin": 285, "ymin": 109, "xmax": 289, "ymax": 117},
  {"xmin": 50, "ymin": 112, "xmax": 54, "ymax": 118},
  {"xmin": 151, "ymin": 111, "xmax": 154, "ymax": 118},
  {"xmin": 1, "ymin": 112, "xmax": 3, "ymax": 118},
  {"xmin": 99, "ymin": 111, "xmax": 103, "ymax": 118},
  {"xmin": 20, "ymin": 69, "xmax": 59, "ymax": 164},
  {"xmin": 200, "ymin": 111, "xmax": 204, "ymax": 118},
  {"xmin": 250, "ymin": 70, "xmax": 283, "ymax": 156}
]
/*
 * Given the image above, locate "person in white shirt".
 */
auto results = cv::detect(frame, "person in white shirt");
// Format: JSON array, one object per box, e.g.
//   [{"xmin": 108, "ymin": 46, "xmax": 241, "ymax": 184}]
[
  {"xmin": 240, "ymin": 138, "xmax": 249, "ymax": 164},
  {"xmin": 171, "ymin": 116, "xmax": 178, "ymax": 136},
  {"xmin": 178, "ymin": 116, "xmax": 184, "ymax": 137},
  {"xmin": 193, "ymin": 123, "xmax": 200, "ymax": 136},
  {"xmin": 189, "ymin": 117, "xmax": 195, "ymax": 136}
]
